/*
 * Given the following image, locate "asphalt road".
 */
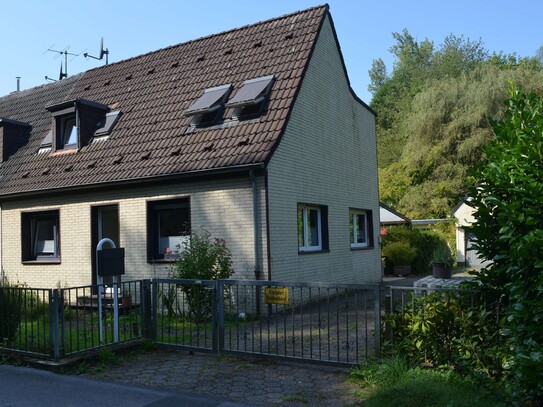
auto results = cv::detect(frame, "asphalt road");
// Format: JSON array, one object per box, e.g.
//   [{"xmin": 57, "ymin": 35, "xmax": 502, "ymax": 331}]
[{"xmin": 0, "ymin": 365, "xmax": 252, "ymax": 407}]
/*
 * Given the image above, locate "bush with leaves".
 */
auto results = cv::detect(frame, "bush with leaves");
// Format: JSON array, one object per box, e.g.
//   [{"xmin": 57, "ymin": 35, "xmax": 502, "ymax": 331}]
[
  {"xmin": 382, "ymin": 226, "xmax": 452, "ymax": 274},
  {"xmin": 0, "ymin": 281, "xmax": 23, "ymax": 345},
  {"xmin": 385, "ymin": 291, "xmax": 505, "ymax": 380},
  {"xmin": 172, "ymin": 228, "xmax": 233, "ymax": 322},
  {"xmin": 468, "ymin": 86, "xmax": 543, "ymax": 402}
]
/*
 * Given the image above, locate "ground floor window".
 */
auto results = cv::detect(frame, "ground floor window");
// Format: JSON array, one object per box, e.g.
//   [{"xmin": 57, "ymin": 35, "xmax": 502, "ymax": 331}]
[
  {"xmin": 147, "ymin": 198, "xmax": 190, "ymax": 261},
  {"xmin": 22, "ymin": 210, "xmax": 60, "ymax": 262},
  {"xmin": 298, "ymin": 204, "xmax": 328, "ymax": 253},
  {"xmin": 350, "ymin": 209, "xmax": 373, "ymax": 249}
]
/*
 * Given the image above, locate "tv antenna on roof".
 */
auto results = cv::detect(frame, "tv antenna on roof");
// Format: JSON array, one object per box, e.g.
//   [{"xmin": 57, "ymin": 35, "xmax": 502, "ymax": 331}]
[
  {"xmin": 84, "ymin": 38, "xmax": 109, "ymax": 65},
  {"xmin": 44, "ymin": 45, "xmax": 83, "ymax": 80}
]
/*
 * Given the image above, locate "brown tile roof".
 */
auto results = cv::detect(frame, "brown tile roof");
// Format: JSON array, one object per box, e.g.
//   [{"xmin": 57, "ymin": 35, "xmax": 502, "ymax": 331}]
[{"xmin": 0, "ymin": 5, "xmax": 328, "ymax": 198}]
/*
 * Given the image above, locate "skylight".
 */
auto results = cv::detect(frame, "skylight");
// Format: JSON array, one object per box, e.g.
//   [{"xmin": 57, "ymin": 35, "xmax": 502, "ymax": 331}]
[
  {"xmin": 184, "ymin": 84, "xmax": 232, "ymax": 116},
  {"xmin": 184, "ymin": 83, "xmax": 232, "ymax": 127},
  {"xmin": 226, "ymin": 75, "xmax": 274, "ymax": 119},
  {"xmin": 95, "ymin": 111, "xmax": 121, "ymax": 135}
]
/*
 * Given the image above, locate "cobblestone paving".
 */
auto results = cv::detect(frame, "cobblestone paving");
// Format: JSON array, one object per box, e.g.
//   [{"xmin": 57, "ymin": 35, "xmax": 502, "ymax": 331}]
[{"xmin": 81, "ymin": 348, "xmax": 362, "ymax": 406}]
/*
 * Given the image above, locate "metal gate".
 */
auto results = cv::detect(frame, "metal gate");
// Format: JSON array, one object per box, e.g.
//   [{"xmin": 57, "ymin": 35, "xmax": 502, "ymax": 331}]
[{"xmin": 152, "ymin": 279, "xmax": 381, "ymax": 366}]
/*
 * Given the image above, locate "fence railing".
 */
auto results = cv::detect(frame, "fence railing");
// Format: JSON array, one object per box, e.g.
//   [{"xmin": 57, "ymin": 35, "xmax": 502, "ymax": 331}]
[
  {"xmin": 0, "ymin": 281, "xmax": 145, "ymax": 360},
  {"xmin": 0, "ymin": 286, "xmax": 53, "ymax": 358},
  {"xmin": 2, "ymin": 278, "xmax": 382, "ymax": 365},
  {"xmin": 152, "ymin": 279, "xmax": 381, "ymax": 366}
]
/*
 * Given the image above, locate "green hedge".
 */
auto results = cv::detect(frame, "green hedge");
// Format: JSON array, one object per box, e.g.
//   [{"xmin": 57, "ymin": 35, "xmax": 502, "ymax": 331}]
[{"xmin": 382, "ymin": 226, "xmax": 450, "ymax": 274}]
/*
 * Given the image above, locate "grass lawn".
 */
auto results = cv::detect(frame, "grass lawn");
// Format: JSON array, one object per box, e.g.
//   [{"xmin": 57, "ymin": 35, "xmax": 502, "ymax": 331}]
[{"xmin": 350, "ymin": 357, "xmax": 507, "ymax": 407}]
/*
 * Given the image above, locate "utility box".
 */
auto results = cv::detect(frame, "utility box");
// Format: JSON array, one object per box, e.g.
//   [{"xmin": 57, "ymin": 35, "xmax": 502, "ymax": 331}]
[{"xmin": 97, "ymin": 248, "xmax": 125, "ymax": 277}]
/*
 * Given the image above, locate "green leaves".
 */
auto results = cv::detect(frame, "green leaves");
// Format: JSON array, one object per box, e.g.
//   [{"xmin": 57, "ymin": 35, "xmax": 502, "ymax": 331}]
[{"xmin": 469, "ymin": 86, "xmax": 543, "ymax": 401}]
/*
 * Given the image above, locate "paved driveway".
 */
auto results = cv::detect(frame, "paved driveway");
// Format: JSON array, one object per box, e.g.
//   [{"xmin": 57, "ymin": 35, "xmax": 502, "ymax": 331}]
[{"xmin": 75, "ymin": 348, "xmax": 361, "ymax": 406}]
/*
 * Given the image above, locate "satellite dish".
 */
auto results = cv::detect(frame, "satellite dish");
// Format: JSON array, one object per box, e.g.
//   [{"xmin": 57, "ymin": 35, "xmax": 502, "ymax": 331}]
[
  {"xmin": 83, "ymin": 37, "xmax": 109, "ymax": 65},
  {"xmin": 99, "ymin": 37, "xmax": 105, "ymax": 60}
]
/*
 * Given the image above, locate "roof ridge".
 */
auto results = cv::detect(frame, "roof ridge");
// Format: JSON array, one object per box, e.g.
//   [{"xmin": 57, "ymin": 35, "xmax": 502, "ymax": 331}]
[{"xmin": 83, "ymin": 4, "xmax": 329, "ymax": 75}]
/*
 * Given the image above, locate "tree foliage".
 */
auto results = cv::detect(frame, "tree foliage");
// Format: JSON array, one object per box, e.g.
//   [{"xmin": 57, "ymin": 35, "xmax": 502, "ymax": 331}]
[
  {"xmin": 468, "ymin": 86, "xmax": 543, "ymax": 402},
  {"xmin": 372, "ymin": 29, "xmax": 543, "ymax": 218}
]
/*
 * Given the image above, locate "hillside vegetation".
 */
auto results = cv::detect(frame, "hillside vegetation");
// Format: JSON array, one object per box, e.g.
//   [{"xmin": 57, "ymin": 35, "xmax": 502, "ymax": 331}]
[{"xmin": 370, "ymin": 30, "xmax": 543, "ymax": 218}]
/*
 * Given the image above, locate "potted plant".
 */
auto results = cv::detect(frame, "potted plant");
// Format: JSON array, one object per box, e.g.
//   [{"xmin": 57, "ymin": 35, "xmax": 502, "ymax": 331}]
[
  {"xmin": 431, "ymin": 244, "xmax": 454, "ymax": 279},
  {"xmin": 382, "ymin": 241, "xmax": 417, "ymax": 276}
]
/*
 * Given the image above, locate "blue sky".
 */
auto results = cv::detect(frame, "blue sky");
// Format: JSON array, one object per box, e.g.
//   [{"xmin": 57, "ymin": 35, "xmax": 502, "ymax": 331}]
[{"xmin": 1, "ymin": 1, "xmax": 541, "ymax": 103}]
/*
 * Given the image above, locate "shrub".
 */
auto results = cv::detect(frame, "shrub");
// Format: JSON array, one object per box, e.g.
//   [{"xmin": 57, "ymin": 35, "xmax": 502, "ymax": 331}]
[
  {"xmin": 382, "ymin": 242, "xmax": 417, "ymax": 266},
  {"xmin": 0, "ymin": 283, "xmax": 23, "ymax": 345},
  {"xmin": 468, "ymin": 86, "xmax": 543, "ymax": 402},
  {"xmin": 172, "ymin": 228, "xmax": 233, "ymax": 321},
  {"xmin": 382, "ymin": 226, "xmax": 450, "ymax": 274},
  {"xmin": 385, "ymin": 291, "xmax": 506, "ymax": 380}
]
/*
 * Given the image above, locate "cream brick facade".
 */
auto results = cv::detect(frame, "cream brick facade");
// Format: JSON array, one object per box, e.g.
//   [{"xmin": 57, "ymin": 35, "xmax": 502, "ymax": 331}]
[
  {"xmin": 266, "ymin": 16, "xmax": 381, "ymax": 283},
  {"xmin": 1, "ymin": 176, "xmax": 266, "ymax": 288},
  {"xmin": 1, "ymin": 14, "xmax": 379, "ymax": 288}
]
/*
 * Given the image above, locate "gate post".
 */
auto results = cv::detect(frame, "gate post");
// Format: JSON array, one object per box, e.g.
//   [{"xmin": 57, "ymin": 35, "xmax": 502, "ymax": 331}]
[
  {"xmin": 50, "ymin": 289, "xmax": 60, "ymax": 361},
  {"xmin": 142, "ymin": 279, "xmax": 154, "ymax": 340},
  {"xmin": 374, "ymin": 285, "xmax": 382, "ymax": 359},
  {"xmin": 213, "ymin": 280, "xmax": 225, "ymax": 354}
]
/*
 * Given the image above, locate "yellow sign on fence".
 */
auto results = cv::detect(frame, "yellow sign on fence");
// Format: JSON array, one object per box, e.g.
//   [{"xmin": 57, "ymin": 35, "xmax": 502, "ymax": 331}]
[{"xmin": 264, "ymin": 287, "xmax": 289, "ymax": 305}]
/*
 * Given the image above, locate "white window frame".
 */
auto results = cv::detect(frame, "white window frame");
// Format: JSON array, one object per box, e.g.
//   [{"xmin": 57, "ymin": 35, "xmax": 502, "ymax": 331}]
[
  {"xmin": 298, "ymin": 205, "xmax": 322, "ymax": 252},
  {"xmin": 350, "ymin": 209, "xmax": 369, "ymax": 249}
]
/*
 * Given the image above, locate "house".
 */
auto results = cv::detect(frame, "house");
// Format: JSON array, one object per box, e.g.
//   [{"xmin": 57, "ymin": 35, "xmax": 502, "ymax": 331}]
[
  {"xmin": 452, "ymin": 202, "xmax": 489, "ymax": 268},
  {"xmin": 379, "ymin": 203, "xmax": 410, "ymax": 227},
  {"xmin": 0, "ymin": 5, "xmax": 380, "ymax": 289}
]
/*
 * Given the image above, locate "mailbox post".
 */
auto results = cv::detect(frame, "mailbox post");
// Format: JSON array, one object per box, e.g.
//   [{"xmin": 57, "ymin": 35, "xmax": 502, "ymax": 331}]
[{"xmin": 96, "ymin": 238, "xmax": 125, "ymax": 344}]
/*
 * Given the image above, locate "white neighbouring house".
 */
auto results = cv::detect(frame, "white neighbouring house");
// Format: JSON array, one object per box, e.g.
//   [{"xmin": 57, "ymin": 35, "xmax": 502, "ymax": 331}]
[
  {"xmin": 0, "ymin": 5, "xmax": 381, "ymax": 288},
  {"xmin": 452, "ymin": 202, "xmax": 490, "ymax": 268}
]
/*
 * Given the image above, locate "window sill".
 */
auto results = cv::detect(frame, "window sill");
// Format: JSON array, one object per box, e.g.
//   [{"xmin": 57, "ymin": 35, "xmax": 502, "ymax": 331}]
[
  {"xmin": 148, "ymin": 258, "xmax": 178, "ymax": 264},
  {"xmin": 350, "ymin": 245, "xmax": 374, "ymax": 251},
  {"xmin": 22, "ymin": 259, "xmax": 61, "ymax": 265},
  {"xmin": 298, "ymin": 249, "xmax": 330, "ymax": 255}
]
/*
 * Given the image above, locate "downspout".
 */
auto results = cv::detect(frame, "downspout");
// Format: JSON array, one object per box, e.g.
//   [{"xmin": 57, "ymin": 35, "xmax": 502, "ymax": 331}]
[
  {"xmin": 250, "ymin": 170, "xmax": 261, "ymax": 315},
  {"xmin": 250, "ymin": 170, "xmax": 261, "ymax": 280},
  {"xmin": 0, "ymin": 204, "xmax": 3, "ymax": 283}
]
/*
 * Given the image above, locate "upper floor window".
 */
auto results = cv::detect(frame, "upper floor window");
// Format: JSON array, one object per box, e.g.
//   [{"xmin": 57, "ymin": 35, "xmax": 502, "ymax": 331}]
[
  {"xmin": 350, "ymin": 209, "xmax": 373, "ymax": 249},
  {"xmin": 298, "ymin": 204, "xmax": 328, "ymax": 253}
]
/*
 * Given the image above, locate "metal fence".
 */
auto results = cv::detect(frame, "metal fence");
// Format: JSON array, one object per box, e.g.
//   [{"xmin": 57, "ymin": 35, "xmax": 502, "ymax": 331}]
[
  {"xmin": 152, "ymin": 279, "xmax": 381, "ymax": 366},
  {"xmin": 0, "ymin": 281, "xmax": 145, "ymax": 360},
  {"xmin": 2, "ymin": 278, "xmax": 380, "ymax": 365}
]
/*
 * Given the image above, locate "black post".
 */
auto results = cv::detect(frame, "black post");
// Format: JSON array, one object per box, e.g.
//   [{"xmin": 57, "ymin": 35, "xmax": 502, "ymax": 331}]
[{"xmin": 141, "ymin": 280, "xmax": 154, "ymax": 340}]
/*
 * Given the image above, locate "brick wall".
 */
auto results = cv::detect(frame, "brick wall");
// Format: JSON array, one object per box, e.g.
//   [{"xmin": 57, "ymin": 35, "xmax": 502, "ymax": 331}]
[
  {"xmin": 266, "ymin": 15, "xmax": 381, "ymax": 284},
  {"xmin": 1, "ymin": 175, "xmax": 266, "ymax": 288}
]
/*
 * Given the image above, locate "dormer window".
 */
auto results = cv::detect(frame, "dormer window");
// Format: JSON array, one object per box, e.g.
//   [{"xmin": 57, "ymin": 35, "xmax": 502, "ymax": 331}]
[
  {"xmin": 226, "ymin": 75, "xmax": 274, "ymax": 120},
  {"xmin": 46, "ymin": 99, "xmax": 109, "ymax": 152},
  {"xmin": 60, "ymin": 114, "xmax": 77, "ymax": 149},
  {"xmin": 0, "ymin": 118, "xmax": 31, "ymax": 162},
  {"xmin": 183, "ymin": 84, "xmax": 232, "ymax": 127}
]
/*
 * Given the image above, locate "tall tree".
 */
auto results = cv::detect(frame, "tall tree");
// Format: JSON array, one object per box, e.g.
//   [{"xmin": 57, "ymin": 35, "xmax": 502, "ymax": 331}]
[{"xmin": 372, "ymin": 30, "xmax": 543, "ymax": 218}]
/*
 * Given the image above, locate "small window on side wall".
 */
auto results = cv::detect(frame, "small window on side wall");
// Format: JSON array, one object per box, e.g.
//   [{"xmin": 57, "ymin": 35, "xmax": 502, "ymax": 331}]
[
  {"xmin": 298, "ymin": 204, "xmax": 328, "ymax": 253},
  {"xmin": 147, "ymin": 198, "xmax": 191, "ymax": 261},
  {"xmin": 350, "ymin": 209, "xmax": 373, "ymax": 249},
  {"xmin": 22, "ymin": 210, "xmax": 60, "ymax": 262}
]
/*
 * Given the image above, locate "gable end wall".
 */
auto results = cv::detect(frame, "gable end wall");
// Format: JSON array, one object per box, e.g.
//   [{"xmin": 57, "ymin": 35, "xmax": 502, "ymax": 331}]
[{"xmin": 267, "ymin": 15, "xmax": 381, "ymax": 283}]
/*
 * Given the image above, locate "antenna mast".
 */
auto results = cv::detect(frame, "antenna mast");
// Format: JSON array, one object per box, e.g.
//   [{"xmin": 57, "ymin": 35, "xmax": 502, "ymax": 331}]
[{"xmin": 44, "ymin": 45, "xmax": 82, "ymax": 79}]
